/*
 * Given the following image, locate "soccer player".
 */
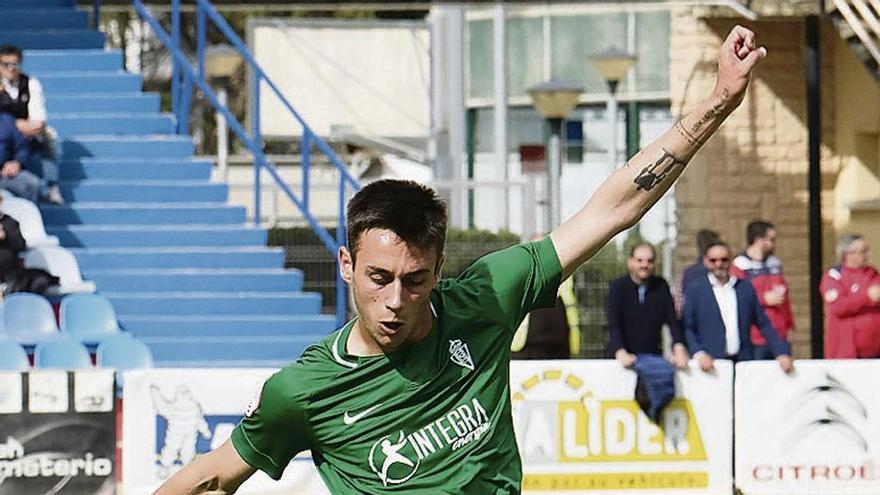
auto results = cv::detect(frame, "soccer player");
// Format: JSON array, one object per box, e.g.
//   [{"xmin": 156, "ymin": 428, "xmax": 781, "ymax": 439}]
[{"xmin": 154, "ymin": 25, "xmax": 768, "ymax": 494}]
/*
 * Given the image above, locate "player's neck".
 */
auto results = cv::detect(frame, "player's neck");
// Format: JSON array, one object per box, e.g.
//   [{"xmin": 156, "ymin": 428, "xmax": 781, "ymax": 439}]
[{"xmin": 349, "ymin": 308, "xmax": 434, "ymax": 356}]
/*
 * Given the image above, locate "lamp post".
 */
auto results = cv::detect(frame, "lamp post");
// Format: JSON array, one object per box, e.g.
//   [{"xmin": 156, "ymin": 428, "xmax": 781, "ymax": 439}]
[
  {"xmin": 590, "ymin": 48, "xmax": 636, "ymax": 172},
  {"xmin": 527, "ymin": 80, "xmax": 582, "ymax": 230},
  {"xmin": 205, "ymin": 43, "xmax": 242, "ymax": 181}
]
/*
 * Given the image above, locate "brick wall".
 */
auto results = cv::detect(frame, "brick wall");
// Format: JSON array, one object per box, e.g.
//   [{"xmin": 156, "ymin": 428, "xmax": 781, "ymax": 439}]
[{"xmin": 670, "ymin": 10, "xmax": 840, "ymax": 357}]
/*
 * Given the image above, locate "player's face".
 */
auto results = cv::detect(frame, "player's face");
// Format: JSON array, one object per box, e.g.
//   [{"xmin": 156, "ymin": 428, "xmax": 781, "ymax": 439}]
[
  {"xmin": 341, "ymin": 228, "xmax": 441, "ymax": 352},
  {"xmin": 627, "ymin": 246, "xmax": 655, "ymax": 283}
]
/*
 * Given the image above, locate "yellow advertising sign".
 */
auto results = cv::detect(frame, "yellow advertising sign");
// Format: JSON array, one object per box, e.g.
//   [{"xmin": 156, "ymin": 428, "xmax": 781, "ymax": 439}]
[{"xmin": 511, "ymin": 360, "xmax": 734, "ymax": 494}]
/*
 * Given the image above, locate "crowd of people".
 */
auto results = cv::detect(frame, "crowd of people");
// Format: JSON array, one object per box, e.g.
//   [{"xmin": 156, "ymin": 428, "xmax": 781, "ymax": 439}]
[
  {"xmin": 511, "ymin": 220, "xmax": 880, "ymax": 366},
  {"xmin": 0, "ymin": 44, "xmax": 63, "ymax": 295}
]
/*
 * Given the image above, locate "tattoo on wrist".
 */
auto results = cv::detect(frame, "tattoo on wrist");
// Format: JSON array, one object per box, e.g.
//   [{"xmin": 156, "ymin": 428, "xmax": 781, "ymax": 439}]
[
  {"xmin": 633, "ymin": 148, "xmax": 685, "ymax": 191},
  {"xmin": 690, "ymin": 87, "xmax": 731, "ymax": 134}
]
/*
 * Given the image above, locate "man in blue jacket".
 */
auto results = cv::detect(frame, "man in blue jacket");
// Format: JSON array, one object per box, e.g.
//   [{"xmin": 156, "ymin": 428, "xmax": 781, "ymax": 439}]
[
  {"xmin": 0, "ymin": 112, "xmax": 57, "ymax": 203},
  {"xmin": 684, "ymin": 240, "xmax": 794, "ymax": 373}
]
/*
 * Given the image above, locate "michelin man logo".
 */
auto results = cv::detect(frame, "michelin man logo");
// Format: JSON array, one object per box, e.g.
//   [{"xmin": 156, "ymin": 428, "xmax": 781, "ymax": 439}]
[
  {"xmin": 368, "ymin": 431, "xmax": 420, "ymax": 486},
  {"xmin": 151, "ymin": 385, "xmax": 212, "ymax": 478}
]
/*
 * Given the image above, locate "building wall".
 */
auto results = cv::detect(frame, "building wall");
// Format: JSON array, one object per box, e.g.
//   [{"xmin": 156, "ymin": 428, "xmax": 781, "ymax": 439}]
[
  {"xmin": 670, "ymin": 11, "xmax": 841, "ymax": 358},
  {"xmin": 832, "ymin": 33, "xmax": 880, "ymax": 248}
]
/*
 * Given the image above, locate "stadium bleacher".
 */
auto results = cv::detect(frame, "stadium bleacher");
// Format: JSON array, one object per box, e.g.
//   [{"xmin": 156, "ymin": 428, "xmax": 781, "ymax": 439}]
[{"xmin": 0, "ymin": 0, "xmax": 336, "ymax": 369}]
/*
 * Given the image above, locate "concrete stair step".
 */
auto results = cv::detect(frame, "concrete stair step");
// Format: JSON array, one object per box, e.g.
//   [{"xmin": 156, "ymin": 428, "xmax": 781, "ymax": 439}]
[
  {"xmin": 121, "ymin": 314, "xmax": 336, "ymax": 337},
  {"xmin": 83, "ymin": 268, "xmax": 304, "ymax": 292},
  {"xmin": 0, "ymin": 30, "xmax": 105, "ymax": 50},
  {"xmin": 46, "ymin": 224, "xmax": 267, "ymax": 247},
  {"xmin": 142, "ymin": 335, "xmax": 322, "ymax": 368},
  {"xmin": 39, "ymin": 71, "xmax": 141, "ymax": 93},
  {"xmin": 59, "ymin": 158, "xmax": 212, "ymax": 181},
  {"xmin": 70, "ymin": 246, "xmax": 284, "ymax": 269},
  {"xmin": 60, "ymin": 135, "xmax": 194, "ymax": 159},
  {"xmin": 0, "ymin": 0, "xmax": 73, "ymax": 6},
  {"xmin": 39, "ymin": 202, "xmax": 246, "ymax": 225},
  {"xmin": 51, "ymin": 113, "xmax": 175, "ymax": 136},
  {"xmin": 47, "ymin": 93, "xmax": 160, "ymax": 113},
  {"xmin": 0, "ymin": 9, "xmax": 88, "ymax": 30},
  {"xmin": 106, "ymin": 291, "xmax": 322, "ymax": 315},
  {"xmin": 59, "ymin": 180, "xmax": 227, "ymax": 202}
]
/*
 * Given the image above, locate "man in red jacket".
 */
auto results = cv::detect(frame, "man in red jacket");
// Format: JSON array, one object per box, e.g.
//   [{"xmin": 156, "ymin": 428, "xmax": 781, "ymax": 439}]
[
  {"xmin": 731, "ymin": 220, "xmax": 795, "ymax": 359},
  {"xmin": 820, "ymin": 234, "xmax": 880, "ymax": 358}
]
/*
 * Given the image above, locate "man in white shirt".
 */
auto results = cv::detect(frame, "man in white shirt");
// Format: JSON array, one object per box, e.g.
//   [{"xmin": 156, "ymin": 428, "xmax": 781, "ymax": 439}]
[
  {"xmin": 0, "ymin": 44, "xmax": 62, "ymax": 204},
  {"xmin": 683, "ymin": 241, "xmax": 793, "ymax": 373}
]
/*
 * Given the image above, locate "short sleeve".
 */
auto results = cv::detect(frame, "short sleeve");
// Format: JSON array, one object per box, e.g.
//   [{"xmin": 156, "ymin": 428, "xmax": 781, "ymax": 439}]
[
  {"xmin": 231, "ymin": 368, "xmax": 310, "ymax": 480},
  {"xmin": 449, "ymin": 236, "xmax": 562, "ymax": 331}
]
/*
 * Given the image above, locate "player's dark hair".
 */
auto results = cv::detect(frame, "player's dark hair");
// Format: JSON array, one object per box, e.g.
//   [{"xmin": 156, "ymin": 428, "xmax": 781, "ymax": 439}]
[
  {"xmin": 629, "ymin": 242, "xmax": 656, "ymax": 259},
  {"xmin": 0, "ymin": 45, "xmax": 23, "ymax": 60},
  {"xmin": 346, "ymin": 179, "xmax": 447, "ymax": 264},
  {"xmin": 746, "ymin": 219, "xmax": 774, "ymax": 245},
  {"xmin": 696, "ymin": 229, "xmax": 721, "ymax": 256}
]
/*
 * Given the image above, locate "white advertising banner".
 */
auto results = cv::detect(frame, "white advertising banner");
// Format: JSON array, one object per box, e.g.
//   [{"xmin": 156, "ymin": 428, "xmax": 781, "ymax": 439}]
[
  {"xmin": 121, "ymin": 369, "xmax": 328, "ymax": 495},
  {"xmin": 510, "ymin": 360, "xmax": 733, "ymax": 494},
  {"xmin": 735, "ymin": 360, "xmax": 880, "ymax": 495}
]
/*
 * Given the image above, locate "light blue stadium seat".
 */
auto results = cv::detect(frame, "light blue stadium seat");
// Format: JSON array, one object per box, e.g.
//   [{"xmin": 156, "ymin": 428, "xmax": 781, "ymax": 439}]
[
  {"xmin": 3, "ymin": 293, "xmax": 59, "ymax": 345},
  {"xmin": 34, "ymin": 338, "xmax": 92, "ymax": 369},
  {"xmin": 0, "ymin": 339, "xmax": 29, "ymax": 371},
  {"xmin": 23, "ymin": 246, "xmax": 96, "ymax": 295},
  {"xmin": 60, "ymin": 294, "xmax": 120, "ymax": 344},
  {"xmin": 97, "ymin": 333, "xmax": 153, "ymax": 370}
]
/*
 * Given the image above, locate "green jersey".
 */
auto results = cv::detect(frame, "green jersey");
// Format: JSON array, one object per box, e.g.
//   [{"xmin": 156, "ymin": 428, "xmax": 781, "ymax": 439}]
[{"xmin": 231, "ymin": 238, "xmax": 562, "ymax": 493}]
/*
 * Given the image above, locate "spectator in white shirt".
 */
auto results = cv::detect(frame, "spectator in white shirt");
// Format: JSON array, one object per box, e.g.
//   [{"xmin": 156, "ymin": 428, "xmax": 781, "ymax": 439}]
[
  {"xmin": 683, "ymin": 241, "xmax": 793, "ymax": 373},
  {"xmin": 0, "ymin": 45, "xmax": 61, "ymax": 204}
]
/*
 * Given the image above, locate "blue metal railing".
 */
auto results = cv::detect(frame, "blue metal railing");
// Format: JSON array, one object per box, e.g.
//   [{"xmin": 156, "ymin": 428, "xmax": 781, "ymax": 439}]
[{"xmin": 123, "ymin": 0, "xmax": 360, "ymax": 326}]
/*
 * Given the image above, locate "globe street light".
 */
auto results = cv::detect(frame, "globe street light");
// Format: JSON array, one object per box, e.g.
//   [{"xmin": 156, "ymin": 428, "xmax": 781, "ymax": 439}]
[
  {"xmin": 527, "ymin": 80, "xmax": 582, "ymax": 229},
  {"xmin": 590, "ymin": 47, "xmax": 636, "ymax": 172}
]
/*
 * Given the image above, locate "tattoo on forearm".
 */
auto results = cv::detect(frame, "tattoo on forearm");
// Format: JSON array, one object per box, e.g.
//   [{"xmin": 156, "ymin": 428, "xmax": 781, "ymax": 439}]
[
  {"xmin": 690, "ymin": 87, "xmax": 730, "ymax": 134},
  {"xmin": 675, "ymin": 121, "xmax": 699, "ymax": 146},
  {"xmin": 633, "ymin": 148, "xmax": 685, "ymax": 191}
]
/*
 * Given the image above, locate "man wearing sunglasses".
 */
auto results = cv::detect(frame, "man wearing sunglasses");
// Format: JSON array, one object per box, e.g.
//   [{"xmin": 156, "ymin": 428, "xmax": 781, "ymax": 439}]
[
  {"xmin": 683, "ymin": 240, "xmax": 794, "ymax": 373},
  {"xmin": 0, "ymin": 45, "xmax": 62, "ymax": 204}
]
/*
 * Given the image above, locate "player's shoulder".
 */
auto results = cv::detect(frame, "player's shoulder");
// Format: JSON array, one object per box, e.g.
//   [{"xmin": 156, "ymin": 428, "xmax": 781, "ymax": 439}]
[{"xmin": 270, "ymin": 330, "xmax": 349, "ymax": 387}]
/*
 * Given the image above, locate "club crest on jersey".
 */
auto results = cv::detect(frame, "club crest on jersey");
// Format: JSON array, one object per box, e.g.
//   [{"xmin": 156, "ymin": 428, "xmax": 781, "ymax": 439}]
[{"xmin": 449, "ymin": 339, "xmax": 474, "ymax": 370}]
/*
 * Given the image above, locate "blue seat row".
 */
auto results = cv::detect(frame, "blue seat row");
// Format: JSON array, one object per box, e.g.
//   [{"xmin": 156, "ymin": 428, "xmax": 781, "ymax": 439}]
[
  {"xmin": 1, "ymin": 292, "xmax": 116, "ymax": 345},
  {"xmin": 0, "ymin": 333, "xmax": 153, "ymax": 371}
]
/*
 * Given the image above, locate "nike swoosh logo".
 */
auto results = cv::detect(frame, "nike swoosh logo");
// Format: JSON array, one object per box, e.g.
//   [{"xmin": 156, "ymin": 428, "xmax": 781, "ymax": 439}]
[{"xmin": 343, "ymin": 403, "xmax": 383, "ymax": 425}]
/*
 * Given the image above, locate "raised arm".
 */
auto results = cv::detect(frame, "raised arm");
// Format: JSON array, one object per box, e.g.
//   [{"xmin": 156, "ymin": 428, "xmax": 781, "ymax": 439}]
[
  {"xmin": 551, "ymin": 26, "xmax": 767, "ymax": 278},
  {"xmin": 153, "ymin": 439, "xmax": 256, "ymax": 495}
]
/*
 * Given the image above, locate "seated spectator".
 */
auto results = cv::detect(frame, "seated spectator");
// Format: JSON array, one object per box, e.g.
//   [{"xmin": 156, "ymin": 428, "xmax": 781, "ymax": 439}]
[
  {"xmin": 0, "ymin": 113, "xmax": 60, "ymax": 204},
  {"xmin": 821, "ymin": 234, "xmax": 880, "ymax": 358},
  {"xmin": 0, "ymin": 194, "xmax": 25, "ymax": 283},
  {"xmin": 683, "ymin": 240, "xmax": 793, "ymax": 373},
  {"xmin": 0, "ymin": 194, "xmax": 57, "ymax": 295},
  {"xmin": 673, "ymin": 228, "xmax": 721, "ymax": 314},
  {"xmin": 0, "ymin": 45, "xmax": 61, "ymax": 204},
  {"xmin": 606, "ymin": 242, "xmax": 689, "ymax": 369},
  {"xmin": 731, "ymin": 220, "xmax": 795, "ymax": 360}
]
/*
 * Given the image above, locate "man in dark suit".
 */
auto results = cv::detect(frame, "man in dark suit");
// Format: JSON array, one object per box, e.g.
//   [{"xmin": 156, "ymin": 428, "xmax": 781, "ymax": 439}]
[
  {"xmin": 683, "ymin": 240, "xmax": 794, "ymax": 373},
  {"xmin": 607, "ymin": 242, "xmax": 689, "ymax": 368}
]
